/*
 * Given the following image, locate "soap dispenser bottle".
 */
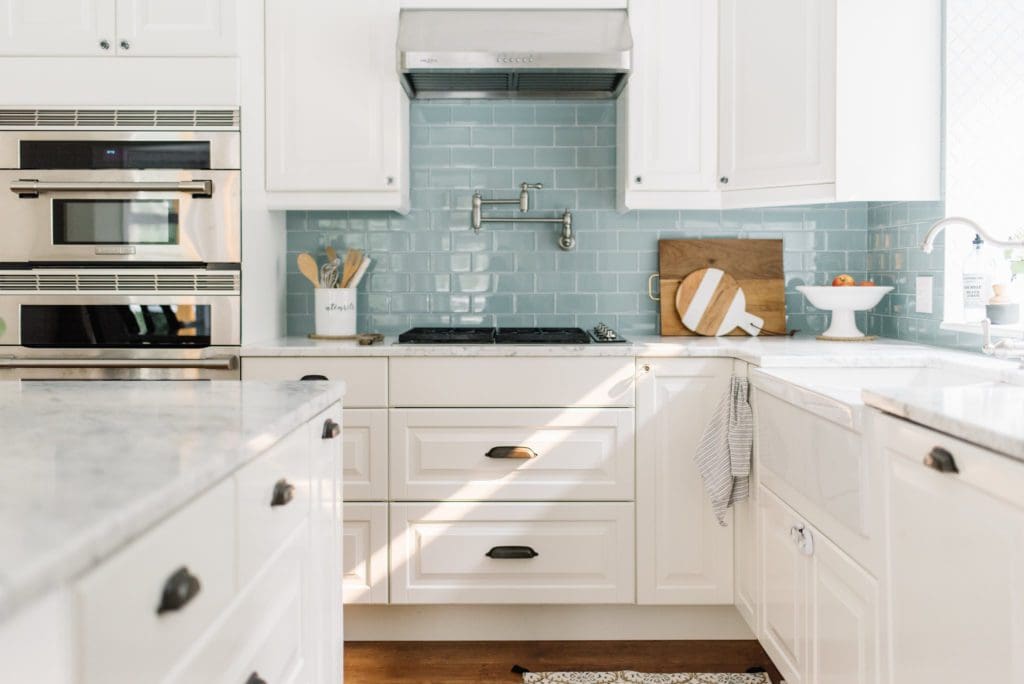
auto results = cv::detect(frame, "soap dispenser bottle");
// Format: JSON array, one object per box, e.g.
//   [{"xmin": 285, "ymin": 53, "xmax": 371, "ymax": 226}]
[{"xmin": 963, "ymin": 234, "xmax": 992, "ymax": 322}]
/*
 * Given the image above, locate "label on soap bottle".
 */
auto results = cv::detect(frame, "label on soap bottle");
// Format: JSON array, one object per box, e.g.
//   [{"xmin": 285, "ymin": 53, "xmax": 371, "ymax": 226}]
[{"xmin": 963, "ymin": 273, "xmax": 986, "ymax": 306}]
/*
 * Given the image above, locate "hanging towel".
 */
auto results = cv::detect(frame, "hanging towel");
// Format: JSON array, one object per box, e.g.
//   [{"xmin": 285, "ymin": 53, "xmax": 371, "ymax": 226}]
[{"xmin": 694, "ymin": 376, "xmax": 753, "ymax": 526}]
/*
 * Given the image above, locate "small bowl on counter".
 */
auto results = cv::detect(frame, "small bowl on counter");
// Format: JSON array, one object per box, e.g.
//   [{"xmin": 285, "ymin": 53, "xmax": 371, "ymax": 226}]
[{"xmin": 797, "ymin": 285, "xmax": 893, "ymax": 340}]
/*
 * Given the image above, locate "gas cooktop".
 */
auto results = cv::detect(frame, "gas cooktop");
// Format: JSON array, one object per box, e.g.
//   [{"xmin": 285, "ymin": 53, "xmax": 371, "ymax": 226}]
[{"xmin": 397, "ymin": 325, "xmax": 626, "ymax": 344}]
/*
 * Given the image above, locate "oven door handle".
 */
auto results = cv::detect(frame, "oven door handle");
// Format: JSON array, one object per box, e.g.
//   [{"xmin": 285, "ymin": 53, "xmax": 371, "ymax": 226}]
[
  {"xmin": 0, "ymin": 356, "xmax": 238, "ymax": 370},
  {"xmin": 9, "ymin": 180, "xmax": 213, "ymax": 198}
]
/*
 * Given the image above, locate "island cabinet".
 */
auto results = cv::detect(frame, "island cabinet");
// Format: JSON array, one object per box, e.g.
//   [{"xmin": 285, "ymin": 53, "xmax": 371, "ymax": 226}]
[
  {"xmin": 0, "ymin": 404, "xmax": 344, "ymax": 684},
  {"xmin": 0, "ymin": 0, "xmax": 237, "ymax": 56},
  {"xmin": 619, "ymin": 0, "xmax": 941, "ymax": 210},
  {"xmin": 876, "ymin": 413, "xmax": 1024, "ymax": 684}
]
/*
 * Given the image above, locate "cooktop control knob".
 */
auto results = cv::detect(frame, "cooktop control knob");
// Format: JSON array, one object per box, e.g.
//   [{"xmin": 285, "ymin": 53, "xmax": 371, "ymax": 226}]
[{"xmin": 592, "ymin": 323, "xmax": 619, "ymax": 341}]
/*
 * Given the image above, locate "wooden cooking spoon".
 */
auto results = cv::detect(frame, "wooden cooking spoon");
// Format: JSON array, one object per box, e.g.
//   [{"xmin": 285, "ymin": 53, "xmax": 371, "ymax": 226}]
[
  {"xmin": 297, "ymin": 252, "xmax": 321, "ymax": 288},
  {"xmin": 325, "ymin": 245, "xmax": 338, "ymax": 263},
  {"xmin": 341, "ymin": 249, "xmax": 363, "ymax": 288}
]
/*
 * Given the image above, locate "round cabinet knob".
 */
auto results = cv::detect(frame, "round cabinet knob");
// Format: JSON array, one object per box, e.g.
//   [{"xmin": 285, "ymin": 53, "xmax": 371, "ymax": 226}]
[
  {"xmin": 119, "ymin": 39, "xmax": 130, "ymax": 50},
  {"xmin": 634, "ymin": 175, "xmax": 643, "ymax": 184},
  {"xmin": 99, "ymin": 39, "xmax": 110, "ymax": 50},
  {"xmin": 641, "ymin": 363, "xmax": 651, "ymax": 373},
  {"xmin": 386, "ymin": 176, "xmax": 395, "ymax": 186},
  {"xmin": 719, "ymin": 176, "xmax": 730, "ymax": 184}
]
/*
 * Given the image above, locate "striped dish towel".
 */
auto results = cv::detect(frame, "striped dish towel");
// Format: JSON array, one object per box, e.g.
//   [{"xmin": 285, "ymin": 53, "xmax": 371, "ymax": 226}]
[{"xmin": 694, "ymin": 376, "xmax": 753, "ymax": 526}]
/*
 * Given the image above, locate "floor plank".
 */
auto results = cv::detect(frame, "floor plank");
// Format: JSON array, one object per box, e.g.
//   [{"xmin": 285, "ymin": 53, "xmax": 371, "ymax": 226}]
[{"xmin": 345, "ymin": 641, "xmax": 782, "ymax": 683}]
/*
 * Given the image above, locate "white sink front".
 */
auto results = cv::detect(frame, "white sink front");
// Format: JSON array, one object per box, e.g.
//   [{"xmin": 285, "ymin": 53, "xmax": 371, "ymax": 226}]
[{"xmin": 763, "ymin": 365, "xmax": 995, "ymax": 392}]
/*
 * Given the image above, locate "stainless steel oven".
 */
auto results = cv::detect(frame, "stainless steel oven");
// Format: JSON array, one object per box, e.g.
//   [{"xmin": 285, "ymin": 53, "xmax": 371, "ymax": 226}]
[
  {"xmin": 0, "ymin": 268, "xmax": 240, "ymax": 380},
  {"xmin": 0, "ymin": 128, "xmax": 240, "ymax": 265}
]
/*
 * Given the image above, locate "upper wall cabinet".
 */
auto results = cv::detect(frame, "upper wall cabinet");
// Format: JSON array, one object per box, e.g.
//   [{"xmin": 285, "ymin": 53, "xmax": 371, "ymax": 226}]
[
  {"xmin": 264, "ymin": 0, "xmax": 409, "ymax": 212},
  {"xmin": 0, "ymin": 0, "xmax": 237, "ymax": 56},
  {"xmin": 619, "ymin": 0, "xmax": 942, "ymax": 211}
]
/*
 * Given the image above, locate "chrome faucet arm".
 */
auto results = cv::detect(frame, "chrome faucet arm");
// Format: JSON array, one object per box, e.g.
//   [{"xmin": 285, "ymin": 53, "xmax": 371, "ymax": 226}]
[
  {"xmin": 921, "ymin": 216, "xmax": 1024, "ymax": 254},
  {"xmin": 981, "ymin": 319, "xmax": 1024, "ymax": 360}
]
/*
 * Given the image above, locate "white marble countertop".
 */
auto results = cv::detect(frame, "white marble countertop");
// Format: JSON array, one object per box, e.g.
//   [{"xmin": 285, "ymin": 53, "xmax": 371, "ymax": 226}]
[
  {"xmin": 0, "ymin": 380, "xmax": 345, "ymax": 621},
  {"xmin": 244, "ymin": 333, "xmax": 951, "ymax": 367},
  {"xmin": 863, "ymin": 384, "xmax": 1024, "ymax": 461}
]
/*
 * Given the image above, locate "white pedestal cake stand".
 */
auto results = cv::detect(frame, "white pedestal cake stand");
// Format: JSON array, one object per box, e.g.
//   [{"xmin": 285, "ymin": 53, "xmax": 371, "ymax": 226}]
[{"xmin": 797, "ymin": 285, "xmax": 893, "ymax": 340}]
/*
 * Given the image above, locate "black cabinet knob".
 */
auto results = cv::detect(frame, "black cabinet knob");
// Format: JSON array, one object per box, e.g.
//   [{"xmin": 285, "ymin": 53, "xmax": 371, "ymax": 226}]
[
  {"xmin": 271, "ymin": 479, "xmax": 295, "ymax": 507},
  {"xmin": 486, "ymin": 545, "xmax": 539, "ymax": 559},
  {"xmin": 156, "ymin": 566, "xmax": 201, "ymax": 615},
  {"xmin": 322, "ymin": 419, "xmax": 340, "ymax": 440}
]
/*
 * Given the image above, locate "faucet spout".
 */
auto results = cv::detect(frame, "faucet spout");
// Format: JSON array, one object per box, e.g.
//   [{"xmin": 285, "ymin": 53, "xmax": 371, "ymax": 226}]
[{"xmin": 922, "ymin": 216, "xmax": 1024, "ymax": 254}]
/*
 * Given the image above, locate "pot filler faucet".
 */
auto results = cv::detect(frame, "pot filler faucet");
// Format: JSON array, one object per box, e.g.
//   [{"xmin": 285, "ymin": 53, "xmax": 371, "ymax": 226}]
[
  {"xmin": 922, "ymin": 216, "xmax": 1024, "ymax": 362},
  {"xmin": 471, "ymin": 182, "xmax": 575, "ymax": 251}
]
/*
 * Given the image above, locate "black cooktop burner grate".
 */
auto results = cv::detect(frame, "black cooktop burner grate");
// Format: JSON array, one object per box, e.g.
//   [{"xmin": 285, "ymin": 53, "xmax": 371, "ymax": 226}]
[{"xmin": 397, "ymin": 326, "xmax": 597, "ymax": 344}]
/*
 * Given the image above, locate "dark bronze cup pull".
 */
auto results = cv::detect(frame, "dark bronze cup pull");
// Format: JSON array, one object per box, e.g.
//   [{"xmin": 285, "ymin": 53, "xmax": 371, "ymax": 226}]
[
  {"xmin": 271, "ymin": 478, "xmax": 295, "ymax": 507},
  {"xmin": 246, "ymin": 673, "xmax": 267, "ymax": 684},
  {"xmin": 924, "ymin": 446, "xmax": 959, "ymax": 473},
  {"xmin": 300, "ymin": 374, "xmax": 328, "ymax": 381},
  {"xmin": 156, "ymin": 566, "xmax": 201, "ymax": 615},
  {"xmin": 322, "ymin": 418, "xmax": 341, "ymax": 440},
  {"xmin": 485, "ymin": 446, "xmax": 538, "ymax": 459},
  {"xmin": 486, "ymin": 545, "xmax": 539, "ymax": 559}
]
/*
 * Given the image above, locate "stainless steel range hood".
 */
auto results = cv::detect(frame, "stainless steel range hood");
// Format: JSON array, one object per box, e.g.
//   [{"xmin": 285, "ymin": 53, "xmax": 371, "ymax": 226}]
[{"xmin": 398, "ymin": 10, "xmax": 632, "ymax": 100}]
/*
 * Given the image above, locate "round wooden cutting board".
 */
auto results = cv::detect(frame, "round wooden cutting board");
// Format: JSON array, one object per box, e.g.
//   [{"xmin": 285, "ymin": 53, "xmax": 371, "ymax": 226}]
[{"xmin": 675, "ymin": 267, "xmax": 764, "ymax": 336}]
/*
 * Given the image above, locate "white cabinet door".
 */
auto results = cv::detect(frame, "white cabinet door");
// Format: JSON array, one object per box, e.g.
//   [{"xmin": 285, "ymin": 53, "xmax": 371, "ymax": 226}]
[
  {"xmin": 343, "ymin": 503, "xmax": 389, "ymax": 605},
  {"xmin": 0, "ymin": 0, "xmax": 114, "ymax": 56},
  {"xmin": 342, "ymin": 408, "xmax": 389, "ymax": 501},
  {"xmin": 758, "ymin": 486, "xmax": 808, "ymax": 684},
  {"xmin": 635, "ymin": 358, "xmax": 734, "ymax": 605},
  {"xmin": 719, "ymin": 0, "xmax": 836, "ymax": 191},
  {"xmin": 265, "ymin": 0, "xmax": 408, "ymax": 210},
  {"xmin": 810, "ymin": 530, "xmax": 879, "ymax": 684},
  {"xmin": 618, "ymin": 0, "xmax": 717, "ymax": 207},
  {"xmin": 882, "ymin": 416, "xmax": 1024, "ymax": 684},
  {"xmin": 114, "ymin": 0, "xmax": 236, "ymax": 56}
]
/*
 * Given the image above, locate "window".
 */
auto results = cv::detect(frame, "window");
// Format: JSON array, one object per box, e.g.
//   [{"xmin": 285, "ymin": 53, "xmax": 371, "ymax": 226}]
[{"xmin": 943, "ymin": 0, "xmax": 1024, "ymax": 330}]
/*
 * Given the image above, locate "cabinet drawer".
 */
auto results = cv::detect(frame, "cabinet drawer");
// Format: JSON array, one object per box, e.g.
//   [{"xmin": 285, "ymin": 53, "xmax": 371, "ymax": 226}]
[
  {"xmin": 236, "ymin": 426, "xmax": 310, "ymax": 585},
  {"xmin": 390, "ymin": 502, "xmax": 635, "ymax": 604},
  {"xmin": 391, "ymin": 409, "xmax": 635, "ymax": 501},
  {"xmin": 163, "ymin": 524, "xmax": 309, "ymax": 684},
  {"xmin": 242, "ymin": 357, "xmax": 387, "ymax": 407},
  {"xmin": 389, "ymin": 357, "xmax": 635, "ymax": 407},
  {"xmin": 343, "ymin": 409, "xmax": 388, "ymax": 501},
  {"xmin": 76, "ymin": 480, "xmax": 235, "ymax": 684},
  {"xmin": 344, "ymin": 503, "xmax": 389, "ymax": 604}
]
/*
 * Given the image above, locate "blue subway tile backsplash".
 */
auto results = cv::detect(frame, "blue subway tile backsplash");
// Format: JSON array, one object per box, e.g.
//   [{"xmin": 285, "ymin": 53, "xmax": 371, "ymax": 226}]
[{"xmin": 286, "ymin": 100, "xmax": 875, "ymax": 337}]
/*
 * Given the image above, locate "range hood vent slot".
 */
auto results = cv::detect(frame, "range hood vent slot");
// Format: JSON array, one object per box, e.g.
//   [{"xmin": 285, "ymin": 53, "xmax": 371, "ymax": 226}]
[
  {"xmin": 398, "ymin": 9, "xmax": 632, "ymax": 100},
  {"xmin": 0, "ymin": 108, "xmax": 240, "ymax": 130}
]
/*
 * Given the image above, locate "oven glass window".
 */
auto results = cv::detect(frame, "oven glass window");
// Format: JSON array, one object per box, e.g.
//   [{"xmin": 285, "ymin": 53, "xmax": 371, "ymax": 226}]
[
  {"xmin": 21, "ymin": 304, "xmax": 211, "ymax": 348},
  {"xmin": 52, "ymin": 199, "xmax": 179, "ymax": 245},
  {"xmin": 21, "ymin": 140, "xmax": 210, "ymax": 169}
]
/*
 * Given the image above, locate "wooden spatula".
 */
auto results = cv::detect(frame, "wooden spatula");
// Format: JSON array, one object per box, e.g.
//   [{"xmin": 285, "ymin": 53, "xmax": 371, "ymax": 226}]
[
  {"xmin": 340, "ymin": 249, "xmax": 363, "ymax": 288},
  {"xmin": 325, "ymin": 246, "xmax": 337, "ymax": 263},
  {"xmin": 297, "ymin": 252, "xmax": 321, "ymax": 288}
]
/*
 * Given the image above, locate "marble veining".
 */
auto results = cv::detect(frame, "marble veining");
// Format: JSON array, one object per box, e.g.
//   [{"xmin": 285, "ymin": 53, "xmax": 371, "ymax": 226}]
[
  {"xmin": 863, "ymin": 384, "xmax": 1024, "ymax": 461},
  {"xmin": 0, "ymin": 380, "xmax": 344, "ymax": 620}
]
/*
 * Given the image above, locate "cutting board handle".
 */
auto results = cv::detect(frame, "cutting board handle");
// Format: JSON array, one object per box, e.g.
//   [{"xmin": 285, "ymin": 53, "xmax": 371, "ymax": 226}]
[
  {"xmin": 738, "ymin": 313, "xmax": 764, "ymax": 337},
  {"xmin": 648, "ymin": 273, "xmax": 660, "ymax": 302}
]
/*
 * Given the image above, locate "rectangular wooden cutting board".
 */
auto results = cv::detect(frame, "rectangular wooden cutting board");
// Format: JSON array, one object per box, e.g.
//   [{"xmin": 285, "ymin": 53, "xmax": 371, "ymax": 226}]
[{"xmin": 658, "ymin": 239, "xmax": 785, "ymax": 336}]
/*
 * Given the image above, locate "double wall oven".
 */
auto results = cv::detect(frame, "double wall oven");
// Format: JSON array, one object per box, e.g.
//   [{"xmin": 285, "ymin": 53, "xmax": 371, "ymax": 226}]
[{"xmin": 0, "ymin": 108, "xmax": 241, "ymax": 380}]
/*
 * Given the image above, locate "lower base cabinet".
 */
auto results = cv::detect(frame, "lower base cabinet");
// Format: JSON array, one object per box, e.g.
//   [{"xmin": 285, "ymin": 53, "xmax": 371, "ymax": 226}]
[
  {"xmin": 343, "ymin": 503, "xmax": 389, "ymax": 604},
  {"xmin": 390, "ymin": 502, "xmax": 635, "ymax": 604},
  {"xmin": 759, "ymin": 485, "xmax": 879, "ymax": 684}
]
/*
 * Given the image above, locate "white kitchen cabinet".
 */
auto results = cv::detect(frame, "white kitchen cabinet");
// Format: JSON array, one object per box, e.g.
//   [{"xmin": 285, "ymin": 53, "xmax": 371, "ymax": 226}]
[
  {"xmin": 343, "ymin": 503, "xmax": 389, "ymax": 604},
  {"xmin": 265, "ymin": 0, "xmax": 409, "ymax": 212},
  {"xmin": 718, "ymin": 0, "xmax": 836, "ymax": 192},
  {"xmin": 0, "ymin": 0, "xmax": 114, "ymax": 56},
  {"xmin": 635, "ymin": 358, "xmax": 734, "ymax": 605},
  {"xmin": 114, "ymin": 0, "xmax": 236, "ymax": 56},
  {"xmin": 0, "ymin": 0, "xmax": 235, "ymax": 56},
  {"xmin": 619, "ymin": 0, "xmax": 941, "ymax": 209},
  {"xmin": 343, "ymin": 408, "xmax": 389, "ymax": 501},
  {"xmin": 759, "ymin": 484, "xmax": 879, "ymax": 684},
  {"xmin": 616, "ymin": 0, "xmax": 717, "ymax": 208},
  {"xmin": 400, "ymin": 1, "xmax": 626, "ymax": 7},
  {"xmin": 878, "ymin": 413, "xmax": 1024, "ymax": 684}
]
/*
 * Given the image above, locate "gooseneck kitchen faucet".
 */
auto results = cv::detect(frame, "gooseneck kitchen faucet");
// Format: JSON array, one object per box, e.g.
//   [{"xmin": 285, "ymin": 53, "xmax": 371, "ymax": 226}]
[
  {"xmin": 471, "ymin": 182, "xmax": 576, "ymax": 251},
  {"xmin": 921, "ymin": 216, "xmax": 1024, "ymax": 253}
]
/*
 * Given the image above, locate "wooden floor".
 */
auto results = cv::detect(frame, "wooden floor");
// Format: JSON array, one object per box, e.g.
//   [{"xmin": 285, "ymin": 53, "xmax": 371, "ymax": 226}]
[{"xmin": 345, "ymin": 641, "xmax": 782, "ymax": 683}]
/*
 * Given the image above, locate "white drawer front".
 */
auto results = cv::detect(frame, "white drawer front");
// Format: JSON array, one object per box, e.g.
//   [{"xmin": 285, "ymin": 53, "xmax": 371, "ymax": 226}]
[
  {"xmin": 242, "ymin": 357, "xmax": 387, "ymax": 407},
  {"xmin": 76, "ymin": 480, "xmax": 235, "ymax": 684},
  {"xmin": 343, "ymin": 409, "xmax": 388, "ymax": 501},
  {"xmin": 391, "ymin": 409, "xmax": 635, "ymax": 501},
  {"xmin": 343, "ymin": 503, "xmax": 389, "ymax": 605},
  {"xmin": 389, "ymin": 357, "xmax": 636, "ymax": 407},
  {"xmin": 390, "ymin": 502, "xmax": 635, "ymax": 604},
  {"xmin": 236, "ymin": 426, "xmax": 310, "ymax": 586}
]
